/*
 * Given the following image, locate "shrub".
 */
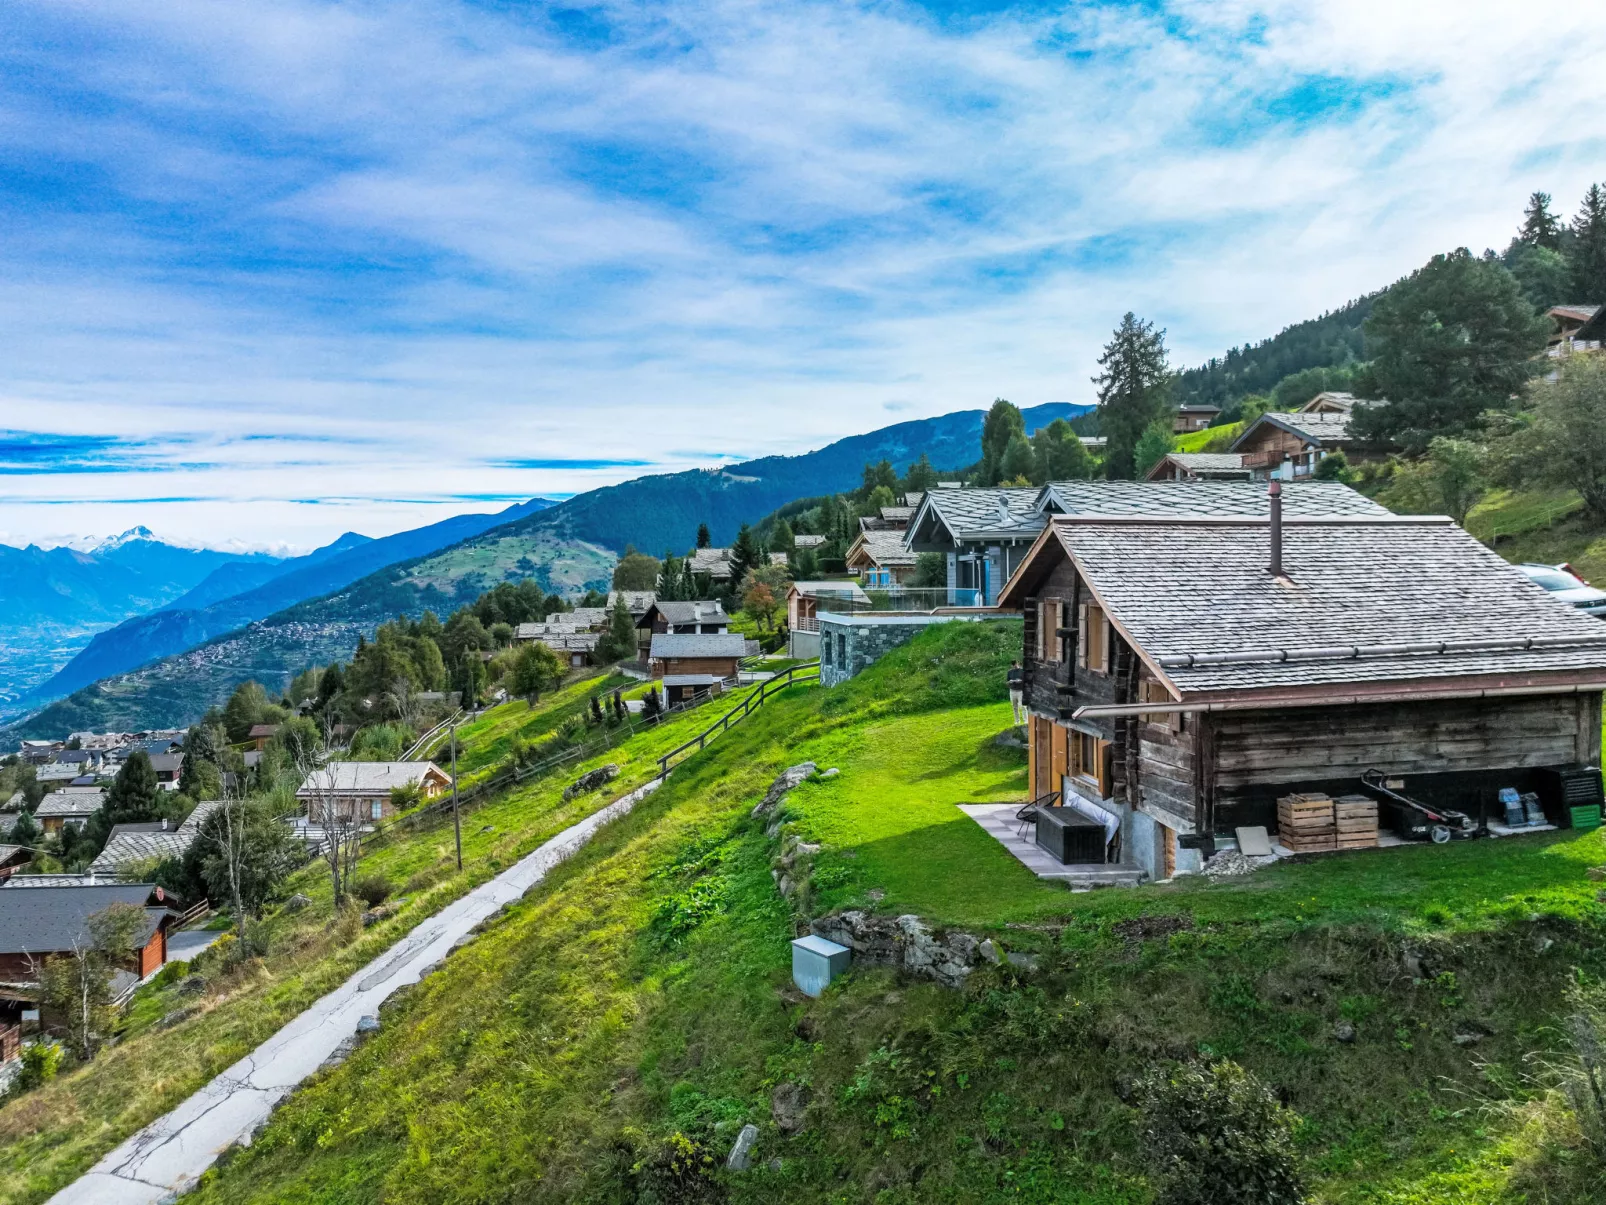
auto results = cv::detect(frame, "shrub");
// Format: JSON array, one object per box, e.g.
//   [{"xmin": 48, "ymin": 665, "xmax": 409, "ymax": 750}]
[
  {"xmin": 18, "ymin": 1041, "xmax": 63, "ymax": 1090},
  {"xmin": 631, "ymin": 1131, "xmax": 725, "ymax": 1204},
  {"xmin": 1136, "ymin": 1060, "xmax": 1305, "ymax": 1205},
  {"xmin": 353, "ymin": 875, "xmax": 392, "ymax": 908}
]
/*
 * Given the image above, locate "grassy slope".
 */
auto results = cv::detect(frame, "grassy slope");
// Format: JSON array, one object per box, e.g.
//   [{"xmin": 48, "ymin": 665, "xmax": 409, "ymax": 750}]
[
  {"xmin": 0, "ymin": 677, "xmax": 766, "ymax": 1205},
  {"xmin": 1173, "ymin": 420, "xmax": 1245, "ymax": 453},
  {"xmin": 183, "ymin": 622, "xmax": 1606, "ymax": 1205},
  {"xmin": 422, "ymin": 670, "xmax": 631, "ymax": 781}
]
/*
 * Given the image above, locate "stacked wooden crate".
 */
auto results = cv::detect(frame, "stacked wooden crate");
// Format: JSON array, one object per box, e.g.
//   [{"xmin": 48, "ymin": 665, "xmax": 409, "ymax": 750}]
[
  {"xmin": 1333, "ymin": 794, "xmax": 1380, "ymax": 849},
  {"xmin": 1276, "ymin": 792, "xmax": 1335, "ymax": 852}
]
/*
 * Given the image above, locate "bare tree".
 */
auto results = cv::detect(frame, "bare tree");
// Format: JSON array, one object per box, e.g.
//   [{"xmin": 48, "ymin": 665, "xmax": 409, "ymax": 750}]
[
  {"xmin": 295, "ymin": 749, "xmax": 365, "ymax": 905},
  {"xmin": 36, "ymin": 902, "xmax": 147, "ymax": 1062}
]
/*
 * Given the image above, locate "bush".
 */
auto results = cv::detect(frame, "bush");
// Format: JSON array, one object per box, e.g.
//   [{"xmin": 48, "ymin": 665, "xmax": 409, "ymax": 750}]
[
  {"xmin": 18, "ymin": 1041, "xmax": 63, "ymax": 1091},
  {"xmin": 631, "ymin": 1131, "xmax": 725, "ymax": 1204},
  {"xmin": 352, "ymin": 875, "xmax": 392, "ymax": 908},
  {"xmin": 1136, "ymin": 1060, "xmax": 1305, "ymax": 1205}
]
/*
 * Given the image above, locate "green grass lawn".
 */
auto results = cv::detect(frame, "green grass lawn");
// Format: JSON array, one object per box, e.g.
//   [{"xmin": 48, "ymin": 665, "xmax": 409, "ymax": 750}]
[
  {"xmin": 180, "ymin": 621, "xmax": 1606, "ymax": 1204},
  {"xmin": 1174, "ymin": 420, "xmax": 1245, "ymax": 453},
  {"xmin": 435, "ymin": 670, "xmax": 630, "ymax": 780},
  {"xmin": 0, "ymin": 677, "xmax": 778, "ymax": 1205}
]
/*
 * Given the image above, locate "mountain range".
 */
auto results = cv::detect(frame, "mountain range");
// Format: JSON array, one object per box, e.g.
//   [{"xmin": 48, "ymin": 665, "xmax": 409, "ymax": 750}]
[{"xmin": 7, "ymin": 402, "xmax": 1086, "ymax": 737}]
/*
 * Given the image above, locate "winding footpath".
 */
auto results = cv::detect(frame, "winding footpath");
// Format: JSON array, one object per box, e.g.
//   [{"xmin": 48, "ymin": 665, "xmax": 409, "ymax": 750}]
[{"xmin": 49, "ymin": 779, "xmax": 663, "ymax": 1205}]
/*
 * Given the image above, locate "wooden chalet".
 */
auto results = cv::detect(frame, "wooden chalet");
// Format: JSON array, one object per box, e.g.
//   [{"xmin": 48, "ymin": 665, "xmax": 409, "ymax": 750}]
[
  {"xmin": 998, "ymin": 485, "xmax": 1606, "ymax": 883},
  {"xmin": 1144, "ymin": 452, "xmax": 1250, "ymax": 482},
  {"xmin": 903, "ymin": 487, "xmax": 1043, "ymax": 606},
  {"xmin": 786, "ymin": 581, "xmax": 871, "ymax": 634},
  {"xmin": 296, "ymin": 761, "xmax": 452, "ymax": 822},
  {"xmin": 637, "ymin": 600, "xmax": 731, "ymax": 661},
  {"xmin": 844, "ymin": 529, "xmax": 919, "ymax": 588},
  {"xmin": 648, "ymin": 632, "xmax": 749, "ymax": 704},
  {"xmin": 0, "ymin": 883, "xmax": 176, "ymax": 987},
  {"xmin": 1172, "ymin": 403, "xmax": 1221, "ymax": 433}
]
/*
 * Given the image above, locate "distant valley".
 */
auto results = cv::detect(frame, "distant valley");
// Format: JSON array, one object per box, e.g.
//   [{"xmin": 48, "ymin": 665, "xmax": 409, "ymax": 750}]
[{"xmin": 9, "ymin": 402, "xmax": 1085, "ymax": 736}]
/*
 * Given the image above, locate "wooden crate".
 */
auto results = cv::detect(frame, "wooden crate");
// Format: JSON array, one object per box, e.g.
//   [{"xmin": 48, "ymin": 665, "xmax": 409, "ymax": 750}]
[
  {"xmin": 1332, "ymin": 794, "xmax": 1378, "ymax": 848},
  {"xmin": 1277, "ymin": 792, "xmax": 1335, "ymax": 852}
]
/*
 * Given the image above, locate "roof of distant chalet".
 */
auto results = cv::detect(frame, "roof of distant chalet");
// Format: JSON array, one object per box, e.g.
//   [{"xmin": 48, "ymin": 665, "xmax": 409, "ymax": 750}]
[
  {"xmin": 0, "ymin": 883, "xmax": 171, "ymax": 956},
  {"xmin": 1144, "ymin": 453, "xmax": 1250, "ymax": 481},
  {"xmin": 297, "ymin": 762, "xmax": 449, "ymax": 797},
  {"xmin": 907, "ymin": 487, "xmax": 1044, "ymax": 545},
  {"xmin": 1231, "ymin": 410, "xmax": 1355, "ymax": 449},
  {"xmin": 847, "ymin": 528, "xmax": 919, "ymax": 568},
  {"xmin": 644, "ymin": 600, "xmax": 729, "ymax": 626},
  {"xmin": 35, "ymin": 791, "xmax": 104, "ymax": 818},
  {"xmin": 1007, "ymin": 513, "xmax": 1606, "ymax": 699},
  {"xmin": 649, "ymin": 632, "xmax": 749, "ymax": 660},
  {"xmin": 88, "ymin": 799, "xmax": 222, "ymax": 874}
]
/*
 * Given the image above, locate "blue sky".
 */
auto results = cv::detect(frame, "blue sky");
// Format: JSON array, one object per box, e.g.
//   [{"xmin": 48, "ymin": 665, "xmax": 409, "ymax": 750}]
[{"xmin": 2, "ymin": 0, "xmax": 1604, "ymax": 551}]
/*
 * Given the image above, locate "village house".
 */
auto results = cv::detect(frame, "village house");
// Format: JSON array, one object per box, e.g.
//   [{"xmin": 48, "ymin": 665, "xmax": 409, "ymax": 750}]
[
  {"xmin": 247, "ymin": 724, "xmax": 278, "ymax": 751},
  {"xmin": 0, "ymin": 882, "xmax": 177, "ymax": 989},
  {"xmin": 1229, "ymin": 393, "xmax": 1386, "ymax": 481},
  {"xmin": 686, "ymin": 548, "xmax": 787, "ymax": 582},
  {"xmin": 89, "ymin": 799, "xmax": 223, "ymax": 876},
  {"xmin": 34, "ymin": 789, "xmax": 105, "ymax": 836},
  {"xmin": 785, "ymin": 581, "xmax": 872, "ymax": 657},
  {"xmin": 17, "ymin": 740, "xmax": 63, "ymax": 765},
  {"xmin": 844, "ymin": 528, "xmax": 920, "ymax": 588},
  {"xmin": 1547, "ymin": 304, "xmax": 1604, "ymax": 356},
  {"xmin": 296, "ymin": 761, "xmax": 453, "ymax": 823},
  {"xmin": 1172, "ymin": 403, "xmax": 1221, "ymax": 433},
  {"xmin": 998, "ymin": 485, "xmax": 1606, "ymax": 884},
  {"xmin": 0, "ymin": 846, "xmax": 31, "ymax": 882},
  {"xmin": 635, "ymin": 600, "xmax": 730, "ymax": 664},
  {"xmin": 902, "ymin": 486, "xmax": 1042, "ymax": 607},
  {"xmin": 648, "ymin": 632, "xmax": 749, "ymax": 706},
  {"xmin": 149, "ymin": 752, "xmax": 184, "ymax": 790},
  {"xmin": 1144, "ymin": 452, "xmax": 1251, "ymax": 482}
]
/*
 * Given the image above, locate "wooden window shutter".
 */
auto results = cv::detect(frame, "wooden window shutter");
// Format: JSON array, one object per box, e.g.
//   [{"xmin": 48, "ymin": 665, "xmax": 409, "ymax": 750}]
[
  {"xmin": 1097, "ymin": 740, "xmax": 1113, "ymax": 799},
  {"xmin": 1099, "ymin": 610, "xmax": 1111, "ymax": 673},
  {"xmin": 1077, "ymin": 603, "xmax": 1089, "ymax": 668}
]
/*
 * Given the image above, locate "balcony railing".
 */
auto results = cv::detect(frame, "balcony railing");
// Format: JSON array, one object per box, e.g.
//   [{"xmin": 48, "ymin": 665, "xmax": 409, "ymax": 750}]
[{"xmin": 815, "ymin": 586, "xmax": 985, "ymax": 616}]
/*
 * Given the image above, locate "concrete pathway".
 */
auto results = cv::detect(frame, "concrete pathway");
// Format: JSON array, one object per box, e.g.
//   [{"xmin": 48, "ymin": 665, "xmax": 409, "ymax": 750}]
[
  {"xmin": 50, "ymin": 779, "xmax": 662, "ymax": 1205},
  {"xmin": 165, "ymin": 928, "xmax": 225, "ymax": 965}
]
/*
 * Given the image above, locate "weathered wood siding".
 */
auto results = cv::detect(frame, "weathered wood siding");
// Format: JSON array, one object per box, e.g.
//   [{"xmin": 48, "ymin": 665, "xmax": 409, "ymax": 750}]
[{"xmin": 1214, "ymin": 694, "xmax": 1595, "ymax": 787}]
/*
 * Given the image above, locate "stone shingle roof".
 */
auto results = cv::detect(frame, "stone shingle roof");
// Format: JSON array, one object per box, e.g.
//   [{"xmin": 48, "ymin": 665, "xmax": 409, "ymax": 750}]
[
  {"xmin": 907, "ymin": 488, "xmax": 1044, "ymax": 550},
  {"xmin": 649, "ymin": 633, "xmax": 749, "ymax": 660},
  {"xmin": 36, "ymin": 791, "xmax": 104, "ymax": 818},
  {"xmin": 0, "ymin": 883, "xmax": 168, "ymax": 956},
  {"xmin": 645, "ymin": 600, "xmax": 729, "ymax": 626},
  {"xmin": 1232, "ymin": 411, "xmax": 1354, "ymax": 449},
  {"xmin": 1035, "ymin": 480, "xmax": 1386, "ymax": 519},
  {"xmin": 607, "ymin": 590, "xmax": 658, "ymax": 614},
  {"xmin": 847, "ymin": 529, "xmax": 919, "ymax": 568},
  {"xmin": 793, "ymin": 534, "xmax": 827, "ymax": 548},
  {"xmin": 87, "ymin": 798, "xmax": 223, "ymax": 875},
  {"xmin": 1052, "ymin": 515, "xmax": 1606, "ymax": 697}
]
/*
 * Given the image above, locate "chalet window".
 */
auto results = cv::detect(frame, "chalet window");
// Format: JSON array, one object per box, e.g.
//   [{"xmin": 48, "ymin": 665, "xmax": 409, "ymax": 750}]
[
  {"xmin": 370, "ymin": 800, "xmax": 383, "ymax": 820},
  {"xmin": 1139, "ymin": 678, "xmax": 1180, "ymax": 732},
  {"xmin": 1070, "ymin": 730, "xmax": 1109, "ymax": 797},
  {"xmin": 1038, "ymin": 600, "xmax": 1060, "ymax": 662},
  {"xmin": 1078, "ymin": 603, "xmax": 1109, "ymax": 673}
]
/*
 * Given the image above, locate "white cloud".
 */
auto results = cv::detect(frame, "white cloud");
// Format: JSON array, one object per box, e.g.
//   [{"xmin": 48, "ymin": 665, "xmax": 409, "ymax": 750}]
[{"xmin": 3, "ymin": 0, "xmax": 1605, "ymax": 549}]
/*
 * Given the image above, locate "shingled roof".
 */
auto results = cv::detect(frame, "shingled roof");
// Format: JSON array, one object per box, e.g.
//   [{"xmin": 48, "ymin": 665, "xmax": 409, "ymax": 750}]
[
  {"xmin": 1028, "ymin": 515, "xmax": 1606, "ymax": 699},
  {"xmin": 905, "ymin": 487, "xmax": 1045, "ymax": 548},
  {"xmin": 649, "ymin": 632, "xmax": 749, "ymax": 660},
  {"xmin": 297, "ymin": 762, "xmax": 450, "ymax": 798},
  {"xmin": 1231, "ymin": 411, "xmax": 1354, "ymax": 450},
  {"xmin": 847, "ymin": 528, "xmax": 919, "ymax": 569},
  {"xmin": 0, "ymin": 883, "xmax": 170, "ymax": 957},
  {"xmin": 1033, "ymin": 479, "xmax": 1387, "ymax": 518}
]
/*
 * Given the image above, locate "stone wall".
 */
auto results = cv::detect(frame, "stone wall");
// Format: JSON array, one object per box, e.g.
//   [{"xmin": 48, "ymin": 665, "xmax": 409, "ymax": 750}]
[{"xmin": 819, "ymin": 614, "xmax": 974, "ymax": 686}]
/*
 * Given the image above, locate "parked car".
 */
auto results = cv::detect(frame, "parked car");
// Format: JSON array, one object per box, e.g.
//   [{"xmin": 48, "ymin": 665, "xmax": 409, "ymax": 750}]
[{"xmin": 1517, "ymin": 562, "xmax": 1606, "ymax": 618}]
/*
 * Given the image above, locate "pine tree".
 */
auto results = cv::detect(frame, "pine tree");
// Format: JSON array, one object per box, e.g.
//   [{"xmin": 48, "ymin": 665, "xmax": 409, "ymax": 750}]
[
  {"xmin": 727, "ymin": 523, "xmax": 763, "ymax": 589},
  {"xmin": 1030, "ymin": 418, "xmax": 1092, "ymax": 483},
  {"xmin": 104, "ymin": 751, "xmax": 160, "ymax": 825},
  {"xmin": 1093, "ymin": 313, "xmax": 1172, "ymax": 479},
  {"xmin": 999, "ymin": 432, "xmax": 1035, "ymax": 484},
  {"xmin": 1570, "ymin": 183, "xmax": 1606, "ymax": 303},
  {"xmin": 979, "ymin": 399, "xmax": 1025, "ymax": 485},
  {"xmin": 599, "ymin": 596, "xmax": 637, "ymax": 663},
  {"xmin": 695, "ymin": 523, "xmax": 711, "ymax": 549},
  {"xmin": 770, "ymin": 519, "xmax": 795, "ymax": 553},
  {"xmin": 1519, "ymin": 190, "xmax": 1563, "ymax": 251},
  {"xmin": 860, "ymin": 459, "xmax": 898, "ymax": 498},
  {"xmin": 902, "ymin": 452, "xmax": 938, "ymax": 495}
]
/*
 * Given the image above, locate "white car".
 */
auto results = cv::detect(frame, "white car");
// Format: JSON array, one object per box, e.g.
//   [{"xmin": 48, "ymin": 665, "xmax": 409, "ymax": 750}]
[{"xmin": 1517, "ymin": 562, "xmax": 1606, "ymax": 619}]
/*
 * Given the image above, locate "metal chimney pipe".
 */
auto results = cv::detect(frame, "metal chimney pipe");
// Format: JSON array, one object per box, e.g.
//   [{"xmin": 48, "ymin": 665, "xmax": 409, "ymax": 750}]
[{"xmin": 1267, "ymin": 481, "xmax": 1283, "ymax": 577}]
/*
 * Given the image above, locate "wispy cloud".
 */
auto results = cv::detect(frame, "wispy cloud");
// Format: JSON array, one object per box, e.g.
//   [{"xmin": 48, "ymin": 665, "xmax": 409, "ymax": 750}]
[{"xmin": 2, "ymin": 0, "xmax": 1604, "ymax": 550}]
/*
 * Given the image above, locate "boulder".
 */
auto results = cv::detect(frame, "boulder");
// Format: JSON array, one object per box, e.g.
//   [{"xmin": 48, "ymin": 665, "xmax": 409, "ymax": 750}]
[
  {"xmin": 772, "ymin": 1082, "xmax": 810, "ymax": 1133},
  {"xmin": 726, "ymin": 1123, "xmax": 760, "ymax": 1170},
  {"xmin": 563, "ymin": 764, "xmax": 620, "ymax": 801},
  {"xmin": 1334, "ymin": 1021, "xmax": 1356, "ymax": 1043},
  {"xmin": 283, "ymin": 893, "xmax": 312, "ymax": 913}
]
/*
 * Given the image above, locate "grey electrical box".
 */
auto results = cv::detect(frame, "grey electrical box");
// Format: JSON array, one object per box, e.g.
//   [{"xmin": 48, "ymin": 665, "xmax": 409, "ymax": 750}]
[{"xmin": 791, "ymin": 934, "xmax": 851, "ymax": 997}]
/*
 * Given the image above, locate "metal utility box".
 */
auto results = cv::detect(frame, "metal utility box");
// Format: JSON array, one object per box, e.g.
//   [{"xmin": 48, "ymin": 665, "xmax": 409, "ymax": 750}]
[
  {"xmin": 1034, "ymin": 807, "xmax": 1105, "ymax": 865},
  {"xmin": 792, "ymin": 935, "xmax": 851, "ymax": 998}
]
